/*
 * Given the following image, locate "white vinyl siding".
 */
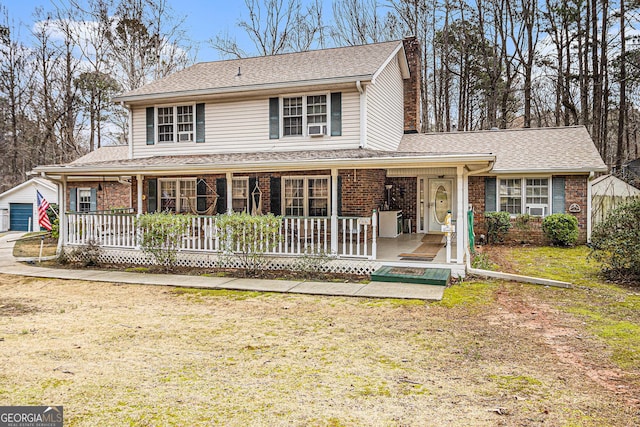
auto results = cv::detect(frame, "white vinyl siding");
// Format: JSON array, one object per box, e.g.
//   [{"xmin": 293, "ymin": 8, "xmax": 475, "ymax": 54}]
[
  {"xmin": 130, "ymin": 90, "xmax": 361, "ymax": 158},
  {"xmin": 366, "ymin": 55, "xmax": 404, "ymax": 151}
]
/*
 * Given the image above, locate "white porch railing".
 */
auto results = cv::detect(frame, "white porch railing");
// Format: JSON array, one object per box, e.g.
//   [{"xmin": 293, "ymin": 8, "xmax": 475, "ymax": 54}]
[{"xmin": 65, "ymin": 212, "xmax": 378, "ymax": 259}]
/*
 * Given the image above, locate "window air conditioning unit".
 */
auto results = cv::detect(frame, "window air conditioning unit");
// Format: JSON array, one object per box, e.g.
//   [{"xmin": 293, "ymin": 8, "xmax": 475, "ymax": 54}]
[
  {"xmin": 178, "ymin": 131, "xmax": 193, "ymax": 142},
  {"xmin": 527, "ymin": 205, "xmax": 547, "ymax": 216},
  {"xmin": 307, "ymin": 123, "xmax": 327, "ymax": 137}
]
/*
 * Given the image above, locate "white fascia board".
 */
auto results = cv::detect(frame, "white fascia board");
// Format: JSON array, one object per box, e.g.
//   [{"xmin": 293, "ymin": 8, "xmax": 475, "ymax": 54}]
[
  {"xmin": 114, "ymin": 75, "xmax": 374, "ymax": 105},
  {"xmin": 34, "ymin": 154, "xmax": 495, "ymax": 177},
  {"xmin": 371, "ymin": 42, "xmax": 408, "ymax": 84},
  {"xmin": 490, "ymin": 166, "xmax": 608, "ymax": 175}
]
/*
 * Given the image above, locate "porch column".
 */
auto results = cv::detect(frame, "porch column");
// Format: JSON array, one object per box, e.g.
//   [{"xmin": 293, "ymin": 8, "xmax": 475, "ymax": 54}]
[
  {"xmin": 456, "ymin": 165, "xmax": 464, "ymax": 263},
  {"xmin": 58, "ymin": 176, "xmax": 67, "ymax": 254},
  {"xmin": 331, "ymin": 168, "xmax": 338, "ymax": 255},
  {"xmin": 226, "ymin": 172, "xmax": 233, "ymax": 213},
  {"xmin": 136, "ymin": 174, "xmax": 143, "ymax": 215}
]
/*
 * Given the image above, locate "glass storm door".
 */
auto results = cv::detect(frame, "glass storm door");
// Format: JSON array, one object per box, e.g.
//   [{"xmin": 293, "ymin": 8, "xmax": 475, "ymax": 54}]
[{"xmin": 428, "ymin": 178, "xmax": 453, "ymax": 233}]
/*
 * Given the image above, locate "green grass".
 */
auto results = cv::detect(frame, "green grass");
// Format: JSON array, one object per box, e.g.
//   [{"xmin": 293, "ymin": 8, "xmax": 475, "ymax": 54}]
[{"xmin": 437, "ymin": 281, "xmax": 498, "ymax": 309}]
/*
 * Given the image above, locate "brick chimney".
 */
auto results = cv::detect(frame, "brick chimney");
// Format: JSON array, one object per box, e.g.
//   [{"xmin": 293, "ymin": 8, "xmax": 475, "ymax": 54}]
[{"xmin": 402, "ymin": 36, "xmax": 422, "ymax": 134}]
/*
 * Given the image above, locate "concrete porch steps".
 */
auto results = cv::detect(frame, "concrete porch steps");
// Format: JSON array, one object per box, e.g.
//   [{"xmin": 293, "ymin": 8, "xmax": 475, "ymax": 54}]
[{"xmin": 371, "ymin": 266, "xmax": 451, "ymax": 286}]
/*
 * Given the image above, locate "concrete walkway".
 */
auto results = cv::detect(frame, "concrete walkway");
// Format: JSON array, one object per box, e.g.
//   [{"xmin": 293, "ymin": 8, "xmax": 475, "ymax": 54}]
[{"xmin": 0, "ymin": 233, "xmax": 444, "ymax": 301}]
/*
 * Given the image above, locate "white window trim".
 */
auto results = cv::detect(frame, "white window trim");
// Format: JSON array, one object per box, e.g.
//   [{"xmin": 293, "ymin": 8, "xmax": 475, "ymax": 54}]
[
  {"xmin": 231, "ymin": 177, "xmax": 250, "ymax": 213},
  {"xmin": 280, "ymin": 92, "xmax": 330, "ymax": 138},
  {"xmin": 77, "ymin": 187, "xmax": 92, "ymax": 213},
  {"xmin": 281, "ymin": 175, "xmax": 331, "ymax": 217},
  {"xmin": 158, "ymin": 178, "xmax": 196, "ymax": 213},
  {"xmin": 497, "ymin": 176, "xmax": 551, "ymax": 217},
  {"xmin": 155, "ymin": 104, "xmax": 196, "ymax": 144}
]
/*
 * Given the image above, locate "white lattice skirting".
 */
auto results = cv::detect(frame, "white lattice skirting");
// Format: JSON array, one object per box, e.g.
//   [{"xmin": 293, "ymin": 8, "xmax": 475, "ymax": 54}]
[{"xmin": 64, "ymin": 247, "xmax": 381, "ymax": 276}]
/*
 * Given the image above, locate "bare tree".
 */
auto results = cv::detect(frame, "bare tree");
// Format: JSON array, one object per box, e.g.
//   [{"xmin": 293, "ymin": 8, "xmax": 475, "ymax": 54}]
[
  {"xmin": 330, "ymin": 0, "xmax": 397, "ymax": 46},
  {"xmin": 211, "ymin": 0, "xmax": 325, "ymax": 58}
]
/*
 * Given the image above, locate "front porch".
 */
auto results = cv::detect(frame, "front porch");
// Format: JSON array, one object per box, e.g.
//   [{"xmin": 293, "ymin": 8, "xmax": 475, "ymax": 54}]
[{"xmin": 61, "ymin": 212, "xmax": 467, "ymax": 277}]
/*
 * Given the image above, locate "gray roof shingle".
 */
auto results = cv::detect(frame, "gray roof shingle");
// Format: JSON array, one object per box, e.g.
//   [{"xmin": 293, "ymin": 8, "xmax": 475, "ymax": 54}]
[
  {"xmin": 399, "ymin": 126, "xmax": 607, "ymax": 173},
  {"xmin": 114, "ymin": 41, "xmax": 403, "ymax": 102}
]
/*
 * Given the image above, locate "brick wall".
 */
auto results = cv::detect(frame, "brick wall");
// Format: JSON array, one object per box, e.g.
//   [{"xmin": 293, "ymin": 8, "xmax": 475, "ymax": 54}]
[
  {"xmin": 67, "ymin": 180, "xmax": 131, "ymax": 211},
  {"xmin": 386, "ymin": 177, "xmax": 417, "ymax": 233},
  {"xmin": 402, "ymin": 37, "xmax": 422, "ymax": 133},
  {"xmin": 133, "ymin": 169, "xmax": 388, "ymax": 218},
  {"xmin": 469, "ymin": 175, "xmax": 590, "ymax": 244},
  {"xmin": 340, "ymin": 169, "xmax": 386, "ymax": 217}
]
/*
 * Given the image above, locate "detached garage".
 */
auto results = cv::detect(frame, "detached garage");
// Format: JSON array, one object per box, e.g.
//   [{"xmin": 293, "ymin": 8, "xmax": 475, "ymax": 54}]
[{"xmin": 0, "ymin": 178, "xmax": 58, "ymax": 232}]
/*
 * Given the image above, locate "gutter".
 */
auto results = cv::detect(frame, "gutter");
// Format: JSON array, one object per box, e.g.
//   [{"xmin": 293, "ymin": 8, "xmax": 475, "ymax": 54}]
[
  {"xmin": 114, "ymin": 75, "xmax": 374, "ymax": 104},
  {"xmin": 32, "ymin": 154, "xmax": 497, "ymax": 177}
]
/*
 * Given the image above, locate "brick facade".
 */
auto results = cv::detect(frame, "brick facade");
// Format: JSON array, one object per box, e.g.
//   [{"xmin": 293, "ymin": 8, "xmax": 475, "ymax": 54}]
[
  {"xmin": 136, "ymin": 169, "xmax": 387, "ymax": 218},
  {"xmin": 468, "ymin": 175, "xmax": 590, "ymax": 244},
  {"xmin": 67, "ymin": 180, "xmax": 131, "ymax": 211}
]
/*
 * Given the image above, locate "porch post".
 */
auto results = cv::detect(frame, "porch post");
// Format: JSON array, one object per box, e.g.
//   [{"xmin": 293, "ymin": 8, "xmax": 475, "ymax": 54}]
[
  {"xmin": 226, "ymin": 172, "xmax": 233, "ymax": 213},
  {"xmin": 136, "ymin": 174, "xmax": 143, "ymax": 215},
  {"xmin": 456, "ymin": 165, "xmax": 464, "ymax": 263},
  {"xmin": 331, "ymin": 168, "xmax": 338, "ymax": 255},
  {"xmin": 57, "ymin": 176, "xmax": 67, "ymax": 254}
]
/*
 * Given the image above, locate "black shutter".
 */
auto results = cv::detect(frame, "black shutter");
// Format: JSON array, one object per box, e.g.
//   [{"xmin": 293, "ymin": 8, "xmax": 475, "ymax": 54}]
[
  {"xmin": 552, "ymin": 177, "xmax": 565, "ymax": 214},
  {"xmin": 248, "ymin": 177, "xmax": 257, "ymax": 213},
  {"xmin": 331, "ymin": 92, "xmax": 342, "ymax": 136},
  {"xmin": 485, "ymin": 177, "xmax": 497, "ymax": 212},
  {"xmin": 269, "ymin": 98, "xmax": 279, "ymax": 139},
  {"xmin": 337, "ymin": 175, "xmax": 342, "ymax": 216},
  {"xmin": 216, "ymin": 178, "xmax": 227, "ymax": 214},
  {"xmin": 147, "ymin": 179, "xmax": 157, "ymax": 213},
  {"xmin": 146, "ymin": 107, "xmax": 155, "ymax": 145},
  {"xmin": 270, "ymin": 177, "xmax": 281, "ymax": 215},
  {"xmin": 195, "ymin": 103, "xmax": 205, "ymax": 143},
  {"xmin": 197, "ymin": 178, "xmax": 207, "ymax": 212},
  {"xmin": 69, "ymin": 187, "xmax": 77, "ymax": 212}
]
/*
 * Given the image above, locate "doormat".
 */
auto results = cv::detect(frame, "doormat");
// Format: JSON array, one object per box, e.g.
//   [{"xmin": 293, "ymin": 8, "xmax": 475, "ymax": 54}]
[
  {"xmin": 398, "ymin": 236, "xmax": 444, "ymax": 261},
  {"xmin": 388, "ymin": 267, "xmax": 427, "ymax": 276}
]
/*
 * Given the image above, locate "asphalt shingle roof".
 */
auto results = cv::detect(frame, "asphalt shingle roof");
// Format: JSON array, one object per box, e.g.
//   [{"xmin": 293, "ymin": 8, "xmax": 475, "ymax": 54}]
[
  {"xmin": 71, "ymin": 146, "xmax": 129, "ymax": 164},
  {"xmin": 115, "ymin": 41, "xmax": 403, "ymax": 101},
  {"xmin": 399, "ymin": 126, "xmax": 607, "ymax": 172}
]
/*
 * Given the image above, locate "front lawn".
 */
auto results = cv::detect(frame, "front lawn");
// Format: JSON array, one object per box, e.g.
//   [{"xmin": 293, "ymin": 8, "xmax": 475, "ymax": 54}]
[{"xmin": 0, "ymin": 246, "xmax": 638, "ymax": 426}]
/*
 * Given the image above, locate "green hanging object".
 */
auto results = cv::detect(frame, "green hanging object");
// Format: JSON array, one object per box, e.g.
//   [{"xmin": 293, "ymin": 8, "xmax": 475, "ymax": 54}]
[{"xmin": 468, "ymin": 208, "xmax": 475, "ymax": 254}]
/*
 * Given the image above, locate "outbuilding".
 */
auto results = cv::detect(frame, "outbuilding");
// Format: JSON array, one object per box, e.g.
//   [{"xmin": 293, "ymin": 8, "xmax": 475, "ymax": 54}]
[{"xmin": 0, "ymin": 178, "xmax": 58, "ymax": 232}]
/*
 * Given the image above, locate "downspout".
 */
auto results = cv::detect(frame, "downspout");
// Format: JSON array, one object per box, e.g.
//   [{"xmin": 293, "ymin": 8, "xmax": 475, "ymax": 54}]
[
  {"xmin": 357, "ymin": 81, "xmax": 367, "ymax": 149},
  {"xmin": 463, "ymin": 162, "xmax": 495, "ymax": 272},
  {"xmin": 122, "ymin": 101, "xmax": 133, "ymax": 160}
]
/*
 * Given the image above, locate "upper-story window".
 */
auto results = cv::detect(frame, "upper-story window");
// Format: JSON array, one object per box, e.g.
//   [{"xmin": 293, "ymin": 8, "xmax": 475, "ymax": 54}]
[
  {"xmin": 282, "ymin": 94, "xmax": 327, "ymax": 137},
  {"xmin": 283, "ymin": 97, "xmax": 303, "ymax": 136},
  {"xmin": 269, "ymin": 93, "xmax": 340, "ymax": 140},
  {"xmin": 307, "ymin": 95, "xmax": 327, "ymax": 125},
  {"xmin": 157, "ymin": 105, "xmax": 194, "ymax": 143}
]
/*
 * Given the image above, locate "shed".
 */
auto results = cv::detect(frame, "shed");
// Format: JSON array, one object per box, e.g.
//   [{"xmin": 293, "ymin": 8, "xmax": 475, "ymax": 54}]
[
  {"xmin": 591, "ymin": 174, "xmax": 640, "ymax": 225},
  {"xmin": 0, "ymin": 178, "xmax": 58, "ymax": 232}
]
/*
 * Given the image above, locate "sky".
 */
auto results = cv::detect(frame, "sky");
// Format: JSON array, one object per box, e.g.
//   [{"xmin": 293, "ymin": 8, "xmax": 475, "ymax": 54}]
[{"xmin": 1, "ymin": 0, "xmax": 317, "ymax": 61}]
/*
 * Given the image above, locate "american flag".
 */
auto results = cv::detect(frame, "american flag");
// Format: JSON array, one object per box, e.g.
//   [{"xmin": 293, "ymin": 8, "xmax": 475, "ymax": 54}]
[{"xmin": 37, "ymin": 190, "xmax": 52, "ymax": 231}]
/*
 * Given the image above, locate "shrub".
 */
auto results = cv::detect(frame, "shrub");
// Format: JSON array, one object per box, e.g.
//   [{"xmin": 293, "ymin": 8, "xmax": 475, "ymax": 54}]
[
  {"xmin": 542, "ymin": 213, "xmax": 578, "ymax": 246},
  {"xmin": 50, "ymin": 217, "xmax": 60, "ymax": 239},
  {"xmin": 68, "ymin": 239, "xmax": 102, "ymax": 267},
  {"xmin": 590, "ymin": 200, "xmax": 640, "ymax": 283},
  {"xmin": 137, "ymin": 212, "xmax": 195, "ymax": 272},
  {"xmin": 216, "ymin": 212, "xmax": 282, "ymax": 276},
  {"xmin": 483, "ymin": 211, "xmax": 511, "ymax": 244}
]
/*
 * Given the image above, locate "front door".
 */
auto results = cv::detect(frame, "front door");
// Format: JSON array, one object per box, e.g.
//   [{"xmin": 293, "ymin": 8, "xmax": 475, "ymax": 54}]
[{"xmin": 426, "ymin": 178, "xmax": 453, "ymax": 233}]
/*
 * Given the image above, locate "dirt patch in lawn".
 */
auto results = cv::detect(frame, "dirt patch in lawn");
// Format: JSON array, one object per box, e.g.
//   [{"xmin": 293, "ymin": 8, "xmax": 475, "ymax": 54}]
[{"xmin": 0, "ymin": 272, "xmax": 638, "ymax": 426}]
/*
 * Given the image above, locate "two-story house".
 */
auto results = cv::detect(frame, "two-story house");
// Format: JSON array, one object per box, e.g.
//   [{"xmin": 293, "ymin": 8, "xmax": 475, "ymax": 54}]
[{"xmin": 34, "ymin": 37, "xmax": 607, "ymax": 278}]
